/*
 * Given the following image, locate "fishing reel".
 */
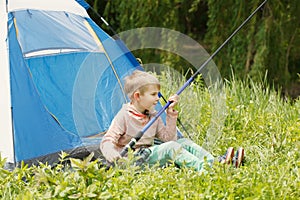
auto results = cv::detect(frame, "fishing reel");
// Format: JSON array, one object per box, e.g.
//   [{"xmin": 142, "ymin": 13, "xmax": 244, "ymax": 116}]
[{"xmin": 134, "ymin": 147, "xmax": 152, "ymax": 166}]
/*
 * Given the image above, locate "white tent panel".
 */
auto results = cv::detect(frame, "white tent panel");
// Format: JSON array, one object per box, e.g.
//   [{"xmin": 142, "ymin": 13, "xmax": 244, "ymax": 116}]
[
  {"xmin": 8, "ymin": 0, "xmax": 89, "ymax": 17},
  {"xmin": 0, "ymin": 0, "xmax": 14, "ymax": 163}
]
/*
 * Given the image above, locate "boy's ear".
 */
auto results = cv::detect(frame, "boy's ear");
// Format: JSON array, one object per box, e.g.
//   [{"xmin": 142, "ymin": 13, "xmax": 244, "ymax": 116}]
[{"xmin": 133, "ymin": 91, "xmax": 140, "ymax": 100}]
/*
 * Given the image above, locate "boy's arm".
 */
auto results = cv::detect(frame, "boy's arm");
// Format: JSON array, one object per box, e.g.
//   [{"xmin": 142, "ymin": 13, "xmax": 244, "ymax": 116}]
[
  {"xmin": 156, "ymin": 94, "xmax": 179, "ymax": 141},
  {"xmin": 100, "ymin": 141, "xmax": 121, "ymax": 163},
  {"xmin": 156, "ymin": 111, "xmax": 178, "ymax": 142},
  {"xmin": 100, "ymin": 114, "xmax": 124, "ymax": 163}
]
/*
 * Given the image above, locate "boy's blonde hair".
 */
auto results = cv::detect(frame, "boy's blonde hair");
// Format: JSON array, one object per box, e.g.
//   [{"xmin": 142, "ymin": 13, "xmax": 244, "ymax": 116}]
[{"xmin": 124, "ymin": 70, "xmax": 160, "ymax": 99}]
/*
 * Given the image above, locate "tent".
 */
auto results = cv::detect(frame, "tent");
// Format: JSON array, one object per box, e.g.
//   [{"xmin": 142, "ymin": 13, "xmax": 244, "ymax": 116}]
[{"xmin": 0, "ymin": 0, "xmax": 145, "ymax": 167}]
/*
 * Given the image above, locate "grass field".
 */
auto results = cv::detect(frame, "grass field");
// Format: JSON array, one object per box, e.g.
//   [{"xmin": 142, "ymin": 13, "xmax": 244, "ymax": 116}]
[{"xmin": 1, "ymin": 73, "xmax": 299, "ymax": 199}]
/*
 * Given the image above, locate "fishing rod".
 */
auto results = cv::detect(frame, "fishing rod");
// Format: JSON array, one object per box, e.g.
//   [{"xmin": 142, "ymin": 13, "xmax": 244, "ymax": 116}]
[{"xmin": 119, "ymin": 0, "xmax": 268, "ymax": 157}]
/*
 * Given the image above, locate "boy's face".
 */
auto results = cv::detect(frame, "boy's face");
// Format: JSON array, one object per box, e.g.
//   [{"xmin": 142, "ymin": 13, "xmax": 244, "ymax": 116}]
[{"xmin": 137, "ymin": 84, "xmax": 160, "ymax": 111}]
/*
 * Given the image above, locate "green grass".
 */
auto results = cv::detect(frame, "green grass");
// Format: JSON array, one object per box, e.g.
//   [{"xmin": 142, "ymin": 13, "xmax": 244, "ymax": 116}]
[{"xmin": 1, "ymin": 72, "xmax": 299, "ymax": 199}]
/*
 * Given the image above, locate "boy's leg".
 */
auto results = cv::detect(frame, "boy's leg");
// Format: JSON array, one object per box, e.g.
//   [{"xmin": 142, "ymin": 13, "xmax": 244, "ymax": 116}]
[
  {"xmin": 147, "ymin": 141, "xmax": 208, "ymax": 172},
  {"xmin": 176, "ymin": 138, "xmax": 214, "ymax": 165}
]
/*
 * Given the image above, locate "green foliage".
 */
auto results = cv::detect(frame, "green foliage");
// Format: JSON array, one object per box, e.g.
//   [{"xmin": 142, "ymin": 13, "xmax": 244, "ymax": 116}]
[
  {"xmin": 88, "ymin": 0, "xmax": 300, "ymax": 96},
  {"xmin": 100, "ymin": 0, "xmax": 209, "ymax": 75},
  {"xmin": 205, "ymin": 0, "xmax": 300, "ymax": 92},
  {"xmin": 1, "ymin": 73, "xmax": 299, "ymax": 199}
]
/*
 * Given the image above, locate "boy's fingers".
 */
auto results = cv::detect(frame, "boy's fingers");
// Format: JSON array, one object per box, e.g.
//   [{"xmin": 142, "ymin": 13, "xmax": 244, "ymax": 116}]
[
  {"xmin": 105, "ymin": 151, "xmax": 121, "ymax": 163},
  {"xmin": 168, "ymin": 94, "xmax": 179, "ymax": 103}
]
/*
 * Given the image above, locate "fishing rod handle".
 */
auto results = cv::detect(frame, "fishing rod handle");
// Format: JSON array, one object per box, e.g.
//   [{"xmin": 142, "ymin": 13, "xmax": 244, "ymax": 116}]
[
  {"xmin": 105, "ymin": 137, "xmax": 138, "ymax": 170},
  {"xmin": 119, "ymin": 138, "xmax": 136, "ymax": 157},
  {"xmin": 119, "ymin": 130, "xmax": 144, "ymax": 156}
]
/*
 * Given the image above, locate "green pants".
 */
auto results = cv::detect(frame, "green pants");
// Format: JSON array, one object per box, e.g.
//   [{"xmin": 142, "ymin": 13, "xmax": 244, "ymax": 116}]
[{"xmin": 147, "ymin": 138, "xmax": 214, "ymax": 172}]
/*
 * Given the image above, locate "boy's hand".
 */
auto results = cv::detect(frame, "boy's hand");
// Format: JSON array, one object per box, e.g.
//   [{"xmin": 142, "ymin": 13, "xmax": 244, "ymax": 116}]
[
  {"xmin": 167, "ymin": 94, "xmax": 179, "ymax": 116},
  {"xmin": 102, "ymin": 142, "xmax": 121, "ymax": 163}
]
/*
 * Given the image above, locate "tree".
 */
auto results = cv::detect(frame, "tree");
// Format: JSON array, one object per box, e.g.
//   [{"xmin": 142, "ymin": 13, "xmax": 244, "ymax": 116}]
[
  {"xmin": 88, "ymin": 0, "xmax": 300, "ymax": 96},
  {"xmin": 205, "ymin": 0, "xmax": 300, "ymax": 94}
]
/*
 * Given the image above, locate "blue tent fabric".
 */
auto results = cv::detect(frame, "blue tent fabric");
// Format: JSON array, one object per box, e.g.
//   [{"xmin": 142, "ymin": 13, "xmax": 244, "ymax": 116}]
[
  {"xmin": 13, "ymin": 10, "xmax": 99, "ymax": 55},
  {"xmin": 18, "ymin": 10, "xmax": 141, "ymax": 137},
  {"xmin": 8, "ymin": 13, "xmax": 82, "ymax": 162},
  {"xmin": 6, "ymin": 1, "xmax": 182, "ymax": 166},
  {"xmin": 8, "ymin": 7, "xmax": 141, "ymax": 164}
]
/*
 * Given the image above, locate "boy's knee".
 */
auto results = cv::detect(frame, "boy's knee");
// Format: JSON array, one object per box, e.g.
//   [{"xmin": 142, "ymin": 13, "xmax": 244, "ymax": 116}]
[
  {"xmin": 177, "ymin": 138, "xmax": 192, "ymax": 145},
  {"xmin": 163, "ymin": 141, "xmax": 182, "ymax": 151}
]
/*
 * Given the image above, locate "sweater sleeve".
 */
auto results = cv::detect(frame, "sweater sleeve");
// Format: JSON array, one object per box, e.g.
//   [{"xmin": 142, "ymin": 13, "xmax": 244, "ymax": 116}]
[
  {"xmin": 100, "ymin": 109, "xmax": 126, "ymax": 158},
  {"xmin": 155, "ymin": 112, "xmax": 178, "ymax": 142}
]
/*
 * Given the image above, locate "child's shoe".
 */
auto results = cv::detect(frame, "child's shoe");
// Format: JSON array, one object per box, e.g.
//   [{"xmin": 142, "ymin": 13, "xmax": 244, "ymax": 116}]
[
  {"xmin": 218, "ymin": 147, "xmax": 234, "ymax": 164},
  {"xmin": 232, "ymin": 147, "xmax": 245, "ymax": 168}
]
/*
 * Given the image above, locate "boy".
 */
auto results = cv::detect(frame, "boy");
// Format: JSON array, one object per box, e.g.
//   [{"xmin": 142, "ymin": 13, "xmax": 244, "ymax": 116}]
[{"xmin": 100, "ymin": 70, "xmax": 244, "ymax": 171}]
